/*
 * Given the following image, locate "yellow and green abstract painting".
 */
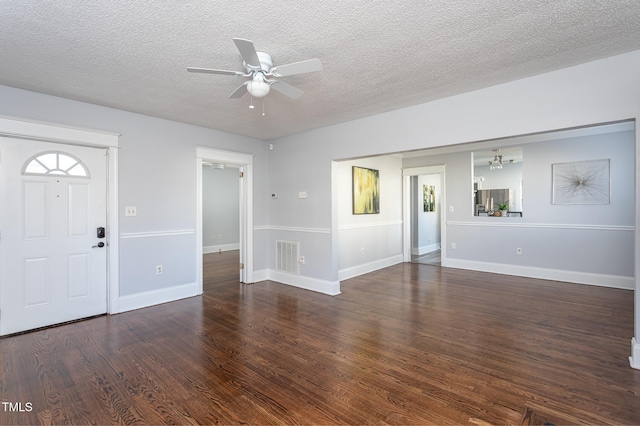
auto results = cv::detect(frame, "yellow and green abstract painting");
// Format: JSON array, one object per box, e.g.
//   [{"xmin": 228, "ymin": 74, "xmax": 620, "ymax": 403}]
[{"xmin": 352, "ymin": 166, "xmax": 380, "ymax": 214}]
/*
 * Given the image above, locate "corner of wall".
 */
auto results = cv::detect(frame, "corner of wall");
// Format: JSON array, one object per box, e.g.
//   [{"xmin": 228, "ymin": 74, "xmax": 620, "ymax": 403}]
[
  {"xmin": 338, "ymin": 254, "xmax": 403, "ymax": 281},
  {"xmin": 256, "ymin": 270, "xmax": 341, "ymax": 296}
]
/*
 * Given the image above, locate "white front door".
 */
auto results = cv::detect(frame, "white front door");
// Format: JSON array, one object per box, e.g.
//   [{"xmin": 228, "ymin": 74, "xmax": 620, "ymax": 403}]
[{"xmin": 0, "ymin": 138, "xmax": 107, "ymax": 335}]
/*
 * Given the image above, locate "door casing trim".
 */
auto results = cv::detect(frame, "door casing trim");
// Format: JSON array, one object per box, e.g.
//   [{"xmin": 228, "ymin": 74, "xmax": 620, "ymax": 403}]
[
  {"xmin": 402, "ymin": 165, "xmax": 446, "ymax": 264},
  {"xmin": 0, "ymin": 115, "xmax": 120, "ymax": 315},
  {"xmin": 196, "ymin": 147, "xmax": 254, "ymax": 291}
]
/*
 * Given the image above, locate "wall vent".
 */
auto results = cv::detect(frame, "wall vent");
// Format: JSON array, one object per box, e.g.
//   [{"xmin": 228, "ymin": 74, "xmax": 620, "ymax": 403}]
[{"xmin": 276, "ymin": 240, "xmax": 300, "ymax": 275}]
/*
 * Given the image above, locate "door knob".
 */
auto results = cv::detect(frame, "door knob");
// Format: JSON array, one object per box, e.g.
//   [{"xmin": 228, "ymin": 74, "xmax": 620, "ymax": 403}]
[{"xmin": 92, "ymin": 242, "xmax": 105, "ymax": 248}]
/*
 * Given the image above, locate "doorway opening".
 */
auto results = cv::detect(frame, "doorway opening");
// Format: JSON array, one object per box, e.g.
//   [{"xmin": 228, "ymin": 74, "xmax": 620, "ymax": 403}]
[
  {"xmin": 402, "ymin": 165, "xmax": 446, "ymax": 266},
  {"xmin": 196, "ymin": 147, "xmax": 253, "ymax": 292},
  {"xmin": 409, "ymin": 173, "xmax": 443, "ymax": 266},
  {"xmin": 202, "ymin": 162, "xmax": 241, "ymax": 290}
]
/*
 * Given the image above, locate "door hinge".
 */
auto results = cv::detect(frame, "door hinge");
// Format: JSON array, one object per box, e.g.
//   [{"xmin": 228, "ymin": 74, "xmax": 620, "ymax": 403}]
[
  {"xmin": 239, "ymin": 263, "xmax": 244, "ymax": 270},
  {"xmin": 239, "ymin": 172, "xmax": 244, "ymax": 178}
]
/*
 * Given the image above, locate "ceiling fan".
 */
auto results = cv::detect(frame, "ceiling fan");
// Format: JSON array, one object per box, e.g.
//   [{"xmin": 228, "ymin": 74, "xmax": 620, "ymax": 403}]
[{"xmin": 187, "ymin": 38, "xmax": 322, "ymax": 101}]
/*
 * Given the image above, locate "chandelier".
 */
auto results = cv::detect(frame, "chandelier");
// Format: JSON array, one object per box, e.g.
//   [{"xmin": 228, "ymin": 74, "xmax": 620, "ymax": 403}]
[{"xmin": 488, "ymin": 149, "xmax": 503, "ymax": 170}]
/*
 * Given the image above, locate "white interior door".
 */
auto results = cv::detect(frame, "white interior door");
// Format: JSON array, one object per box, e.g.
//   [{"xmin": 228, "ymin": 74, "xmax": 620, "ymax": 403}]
[{"xmin": 0, "ymin": 138, "xmax": 107, "ymax": 335}]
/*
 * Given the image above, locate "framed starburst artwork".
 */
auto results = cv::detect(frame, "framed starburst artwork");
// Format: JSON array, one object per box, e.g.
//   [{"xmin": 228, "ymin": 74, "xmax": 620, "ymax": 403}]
[{"xmin": 552, "ymin": 159, "xmax": 610, "ymax": 205}]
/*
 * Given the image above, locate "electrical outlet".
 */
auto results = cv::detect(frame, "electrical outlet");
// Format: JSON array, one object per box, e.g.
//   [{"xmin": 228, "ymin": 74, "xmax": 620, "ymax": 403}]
[
  {"xmin": 156, "ymin": 265, "xmax": 163, "ymax": 275},
  {"xmin": 361, "ymin": 247, "xmax": 365, "ymax": 255},
  {"xmin": 218, "ymin": 234, "xmax": 222, "ymax": 240},
  {"xmin": 451, "ymin": 242, "xmax": 457, "ymax": 249},
  {"xmin": 516, "ymin": 248, "xmax": 523, "ymax": 255}
]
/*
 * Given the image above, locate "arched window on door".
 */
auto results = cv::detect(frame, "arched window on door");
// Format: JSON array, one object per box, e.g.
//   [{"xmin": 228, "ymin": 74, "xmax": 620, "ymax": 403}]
[{"xmin": 23, "ymin": 151, "xmax": 90, "ymax": 178}]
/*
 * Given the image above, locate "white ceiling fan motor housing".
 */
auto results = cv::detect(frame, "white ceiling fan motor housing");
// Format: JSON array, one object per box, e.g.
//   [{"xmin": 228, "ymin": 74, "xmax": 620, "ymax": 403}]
[
  {"xmin": 244, "ymin": 51, "xmax": 273, "ymax": 73},
  {"xmin": 245, "ymin": 52, "xmax": 273, "ymax": 98}
]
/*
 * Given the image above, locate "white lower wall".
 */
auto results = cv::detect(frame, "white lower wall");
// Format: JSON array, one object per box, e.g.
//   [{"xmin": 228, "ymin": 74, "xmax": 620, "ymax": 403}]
[
  {"xmin": 266, "ymin": 227, "xmax": 334, "ymax": 282},
  {"xmin": 446, "ymin": 222, "xmax": 635, "ymax": 279},
  {"xmin": 338, "ymin": 222, "xmax": 403, "ymax": 271},
  {"xmin": 119, "ymin": 230, "xmax": 196, "ymax": 297}
]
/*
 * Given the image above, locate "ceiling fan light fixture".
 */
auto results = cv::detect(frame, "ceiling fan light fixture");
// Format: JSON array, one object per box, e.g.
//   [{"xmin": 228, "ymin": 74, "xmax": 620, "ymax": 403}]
[
  {"xmin": 188, "ymin": 38, "xmax": 322, "ymax": 105},
  {"xmin": 246, "ymin": 77, "xmax": 270, "ymax": 98}
]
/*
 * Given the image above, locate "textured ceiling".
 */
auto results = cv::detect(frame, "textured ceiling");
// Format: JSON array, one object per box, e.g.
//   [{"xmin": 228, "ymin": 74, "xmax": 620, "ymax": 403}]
[{"xmin": 1, "ymin": 1, "xmax": 640, "ymax": 141}]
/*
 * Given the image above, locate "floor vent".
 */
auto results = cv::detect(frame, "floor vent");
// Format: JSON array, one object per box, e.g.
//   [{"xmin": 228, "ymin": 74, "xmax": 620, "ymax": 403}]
[{"xmin": 276, "ymin": 240, "xmax": 300, "ymax": 275}]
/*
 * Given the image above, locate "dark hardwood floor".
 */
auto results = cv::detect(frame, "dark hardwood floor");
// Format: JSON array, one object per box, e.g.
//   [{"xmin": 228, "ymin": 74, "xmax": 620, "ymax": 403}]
[{"xmin": 1, "ymin": 250, "xmax": 639, "ymax": 425}]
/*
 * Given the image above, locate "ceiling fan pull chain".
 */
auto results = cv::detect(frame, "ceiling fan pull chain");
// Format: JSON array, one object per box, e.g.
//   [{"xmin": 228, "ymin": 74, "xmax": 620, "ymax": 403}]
[{"xmin": 262, "ymin": 99, "xmax": 265, "ymax": 116}]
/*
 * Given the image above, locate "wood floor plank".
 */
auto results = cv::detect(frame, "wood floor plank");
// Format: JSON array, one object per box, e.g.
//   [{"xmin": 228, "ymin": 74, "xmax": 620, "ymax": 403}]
[{"xmin": 0, "ymin": 251, "xmax": 638, "ymax": 424}]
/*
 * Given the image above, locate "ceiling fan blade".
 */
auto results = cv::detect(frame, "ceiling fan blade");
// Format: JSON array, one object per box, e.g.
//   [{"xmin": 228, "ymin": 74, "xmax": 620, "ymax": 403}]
[
  {"xmin": 187, "ymin": 67, "xmax": 244, "ymax": 76},
  {"xmin": 233, "ymin": 38, "xmax": 261, "ymax": 69},
  {"xmin": 270, "ymin": 80, "xmax": 304, "ymax": 99},
  {"xmin": 271, "ymin": 58, "xmax": 322, "ymax": 77},
  {"xmin": 229, "ymin": 82, "xmax": 248, "ymax": 99}
]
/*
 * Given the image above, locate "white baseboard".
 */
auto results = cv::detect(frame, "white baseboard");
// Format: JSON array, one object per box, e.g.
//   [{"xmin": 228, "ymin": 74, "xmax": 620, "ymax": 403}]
[
  {"xmin": 203, "ymin": 243, "xmax": 239, "ymax": 254},
  {"xmin": 631, "ymin": 338, "xmax": 640, "ymax": 370},
  {"xmin": 338, "ymin": 254, "xmax": 404, "ymax": 281},
  {"xmin": 412, "ymin": 243, "xmax": 440, "ymax": 256},
  {"xmin": 251, "ymin": 269, "xmax": 269, "ymax": 283},
  {"xmin": 268, "ymin": 270, "xmax": 341, "ymax": 295},
  {"xmin": 111, "ymin": 281, "xmax": 199, "ymax": 314},
  {"xmin": 442, "ymin": 258, "xmax": 634, "ymax": 290},
  {"xmin": 244, "ymin": 269, "xmax": 340, "ymax": 296}
]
